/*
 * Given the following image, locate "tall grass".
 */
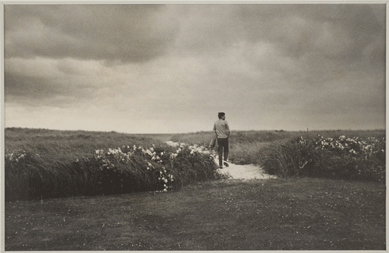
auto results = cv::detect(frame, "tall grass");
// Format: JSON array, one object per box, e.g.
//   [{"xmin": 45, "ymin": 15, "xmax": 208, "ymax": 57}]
[
  {"xmin": 171, "ymin": 130, "xmax": 293, "ymax": 164},
  {"xmin": 170, "ymin": 129, "xmax": 386, "ymax": 182},
  {"xmin": 5, "ymin": 128, "xmax": 386, "ymax": 201},
  {"xmin": 170, "ymin": 131, "xmax": 215, "ymax": 147},
  {"xmin": 5, "ymin": 128, "xmax": 161, "ymax": 162},
  {"xmin": 258, "ymin": 135, "xmax": 385, "ymax": 182},
  {"xmin": 171, "ymin": 130, "xmax": 293, "ymax": 146},
  {"xmin": 4, "ymin": 128, "xmax": 219, "ymax": 201}
]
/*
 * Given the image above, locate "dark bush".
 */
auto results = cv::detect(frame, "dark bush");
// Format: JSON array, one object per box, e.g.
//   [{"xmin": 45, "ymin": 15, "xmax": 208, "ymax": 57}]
[
  {"xmin": 5, "ymin": 144, "xmax": 219, "ymax": 201},
  {"xmin": 258, "ymin": 135, "xmax": 385, "ymax": 183}
]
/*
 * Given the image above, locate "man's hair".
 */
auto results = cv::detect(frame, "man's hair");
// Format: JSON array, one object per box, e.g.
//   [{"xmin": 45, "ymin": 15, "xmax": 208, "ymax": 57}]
[{"xmin": 218, "ymin": 112, "xmax": 225, "ymax": 119}]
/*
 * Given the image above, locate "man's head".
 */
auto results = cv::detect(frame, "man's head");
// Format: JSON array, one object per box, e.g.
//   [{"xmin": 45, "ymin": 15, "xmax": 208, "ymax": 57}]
[{"xmin": 218, "ymin": 112, "xmax": 226, "ymax": 119}]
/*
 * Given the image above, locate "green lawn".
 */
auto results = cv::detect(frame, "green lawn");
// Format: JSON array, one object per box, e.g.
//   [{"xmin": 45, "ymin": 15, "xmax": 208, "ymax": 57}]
[{"xmin": 4, "ymin": 177, "xmax": 385, "ymax": 250}]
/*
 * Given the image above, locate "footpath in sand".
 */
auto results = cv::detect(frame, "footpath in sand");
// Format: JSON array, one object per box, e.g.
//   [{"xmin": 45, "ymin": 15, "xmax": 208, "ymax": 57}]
[
  {"xmin": 166, "ymin": 141, "xmax": 276, "ymax": 180},
  {"xmin": 214, "ymin": 158, "xmax": 276, "ymax": 180}
]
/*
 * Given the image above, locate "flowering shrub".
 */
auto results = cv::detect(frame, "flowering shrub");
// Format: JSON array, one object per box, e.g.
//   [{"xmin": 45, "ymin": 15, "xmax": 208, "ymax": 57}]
[
  {"xmin": 259, "ymin": 135, "xmax": 385, "ymax": 182},
  {"xmin": 312, "ymin": 135, "xmax": 385, "ymax": 158},
  {"xmin": 5, "ymin": 142, "xmax": 220, "ymax": 201},
  {"xmin": 5, "ymin": 149, "xmax": 28, "ymax": 163},
  {"xmin": 84, "ymin": 144, "xmax": 176, "ymax": 193}
]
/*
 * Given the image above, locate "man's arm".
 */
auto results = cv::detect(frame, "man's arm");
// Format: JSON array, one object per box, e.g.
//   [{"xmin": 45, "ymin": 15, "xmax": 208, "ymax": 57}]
[{"xmin": 225, "ymin": 121, "xmax": 230, "ymax": 137}]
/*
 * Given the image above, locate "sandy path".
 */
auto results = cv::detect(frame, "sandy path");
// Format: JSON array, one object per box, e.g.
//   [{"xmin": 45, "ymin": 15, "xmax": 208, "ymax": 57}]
[
  {"xmin": 166, "ymin": 141, "xmax": 276, "ymax": 180},
  {"xmin": 214, "ymin": 158, "xmax": 276, "ymax": 180}
]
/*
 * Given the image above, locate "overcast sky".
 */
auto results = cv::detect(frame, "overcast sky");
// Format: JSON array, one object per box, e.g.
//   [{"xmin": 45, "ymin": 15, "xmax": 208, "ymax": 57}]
[{"xmin": 4, "ymin": 4, "xmax": 386, "ymax": 133}]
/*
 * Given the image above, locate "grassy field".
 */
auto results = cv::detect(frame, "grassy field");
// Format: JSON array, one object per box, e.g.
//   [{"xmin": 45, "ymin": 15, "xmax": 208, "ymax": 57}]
[
  {"xmin": 4, "ymin": 127, "xmax": 386, "ymax": 250},
  {"xmin": 4, "ymin": 127, "xmax": 175, "ymax": 162},
  {"xmin": 5, "ymin": 178, "xmax": 385, "ymax": 250}
]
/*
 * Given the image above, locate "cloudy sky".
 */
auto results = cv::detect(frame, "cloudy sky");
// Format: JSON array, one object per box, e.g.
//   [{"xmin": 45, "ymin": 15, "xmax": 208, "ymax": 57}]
[{"xmin": 4, "ymin": 3, "xmax": 386, "ymax": 133}]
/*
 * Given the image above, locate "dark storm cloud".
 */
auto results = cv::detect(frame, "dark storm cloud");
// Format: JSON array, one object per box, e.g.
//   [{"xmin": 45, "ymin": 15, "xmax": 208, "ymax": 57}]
[
  {"xmin": 5, "ymin": 4, "xmax": 384, "ymax": 65},
  {"xmin": 4, "ymin": 71, "xmax": 96, "ymax": 107},
  {"xmin": 5, "ymin": 5, "xmax": 179, "ymax": 63},
  {"xmin": 237, "ymin": 4, "xmax": 385, "ymax": 61},
  {"xmin": 171, "ymin": 4, "xmax": 384, "ymax": 82}
]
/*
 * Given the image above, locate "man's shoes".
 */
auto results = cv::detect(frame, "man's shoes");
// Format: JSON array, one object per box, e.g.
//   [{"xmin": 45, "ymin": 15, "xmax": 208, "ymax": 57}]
[
  {"xmin": 219, "ymin": 166, "xmax": 223, "ymax": 169},
  {"xmin": 223, "ymin": 161, "xmax": 229, "ymax": 167}
]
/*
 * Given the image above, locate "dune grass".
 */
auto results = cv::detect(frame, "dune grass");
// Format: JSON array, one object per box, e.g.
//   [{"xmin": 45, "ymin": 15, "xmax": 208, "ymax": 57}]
[
  {"xmin": 170, "ymin": 129, "xmax": 385, "ymax": 147},
  {"xmin": 171, "ymin": 130, "xmax": 292, "ymax": 164},
  {"xmin": 5, "ymin": 177, "xmax": 385, "ymax": 250},
  {"xmin": 5, "ymin": 128, "xmax": 171, "ymax": 162},
  {"xmin": 4, "ymin": 128, "xmax": 219, "ymax": 201},
  {"xmin": 257, "ymin": 134, "xmax": 385, "ymax": 183},
  {"xmin": 171, "ymin": 129, "xmax": 386, "ymax": 171},
  {"xmin": 5, "ymin": 128, "xmax": 385, "ymax": 201}
]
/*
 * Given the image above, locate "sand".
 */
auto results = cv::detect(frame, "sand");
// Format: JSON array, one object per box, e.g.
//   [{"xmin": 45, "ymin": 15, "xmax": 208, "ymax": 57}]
[{"xmin": 214, "ymin": 158, "xmax": 276, "ymax": 180}]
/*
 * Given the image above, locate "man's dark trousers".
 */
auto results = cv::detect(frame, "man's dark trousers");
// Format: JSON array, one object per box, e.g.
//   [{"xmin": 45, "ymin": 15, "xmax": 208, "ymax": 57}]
[{"xmin": 217, "ymin": 138, "xmax": 229, "ymax": 167}]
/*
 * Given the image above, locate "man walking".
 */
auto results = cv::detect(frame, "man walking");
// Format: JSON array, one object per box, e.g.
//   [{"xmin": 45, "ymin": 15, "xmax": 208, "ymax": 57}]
[{"xmin": 213, "ymin": 112, "xmax": 230, "ymax": 168}]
